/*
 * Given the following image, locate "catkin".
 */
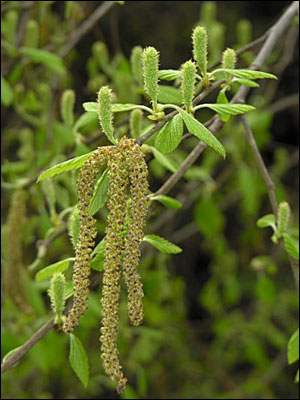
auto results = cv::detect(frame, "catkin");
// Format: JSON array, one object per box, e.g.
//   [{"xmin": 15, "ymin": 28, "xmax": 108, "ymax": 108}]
[
  {"xmin": 4, "ymin": 190, "xmax": 31, "ymax": 314},
  {"xmin": 63, "ymin": 147, "xmax": 111, "ymax": 333},
  {"xmin": 100, "ymin": 148, "xmax": 129, "ymax": 394},
  {"xmin": 119, "ymin": 137, "xmax": 149, "ymax": 326}
]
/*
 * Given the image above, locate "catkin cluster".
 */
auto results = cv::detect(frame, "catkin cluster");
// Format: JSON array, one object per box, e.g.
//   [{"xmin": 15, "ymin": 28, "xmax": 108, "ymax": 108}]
[{"xmin": 64, "ymin": 137, "xmax": 149, "ymax": 393}]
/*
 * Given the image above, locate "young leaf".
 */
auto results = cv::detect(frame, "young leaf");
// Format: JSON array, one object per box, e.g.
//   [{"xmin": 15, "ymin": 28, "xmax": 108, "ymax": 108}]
[
  {"xmin": 157, "ymin": 85, "xmax": 183, "ymax": 105},
  {"xmin": 90, "ymin": 251, "xmax": 105, "ymax": 271},
  {"xmin": 88, "ymin": 168, "xmax": 109, "ymax": 215},
  {"xmin": 217, "ymin": 90, "xmax": 230, "ymax": 122},
  {"xmin": 213, "ymin": 68, "xmax": 277, "ymax": 80},
  {"xmin": 150, "ymin": 194, "xmax": 182, "ymax": 210},
  {"xmin": 288, "ymin": 329, "xmax": 299, "ymax": 365},
  {"xmin": 177, "ymin": 108, "xmax": 226, "ymax": 158},
  {"xmin": 158, "ymin": 69, "xmax": 181, "ymax": 81},
  {"xmin": 198, "ymin": 103, "xmax": 255, "ymax": 115},
  {"xmin": 257, "ymin": 214, "xmax": 276, "ymax": 230},
  {"xmin": 2, "ymin": 346, "xmax": 22, "ymax": 363},
  {"xmin": 69, "ymin": 334, "xmax": 89, "ymax": 388},
  {"xmin": 143, "ymin": 234, "xmax": 182, "ymax": 254},
  {"xmin": 282, "ymin": 233, "xmax": 299, "ymax": 261},
  {"xmin": 35, "ymin": 258, "xmax": 74, "ymax": 281},
  {"xmin": 37, "ymin": 152, "xmax": 94, "ymax": 182},
  {"xmin": 1, "ymin": 75, "xmax": 14, "ymax": 106},
  {"xmin": 20, "ymin": 47, "xmax": 66, "ymax": 76},
  {"xmin": 83, "ymin": 102, "xmax": 97, "ymax": 112},
  {"xmin": 154, "ymin": 114, "xmax": 183, "ymax": 153},
  {"xmin": 233, "ymin": 78, "xmax": 260, "ymax": 88}
]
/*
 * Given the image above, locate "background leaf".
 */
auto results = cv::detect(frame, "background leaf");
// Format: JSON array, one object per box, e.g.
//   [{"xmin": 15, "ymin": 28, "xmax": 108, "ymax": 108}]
[{"xmin": 69, "ymin": 334, "xmax": 89, "ymax": 388}]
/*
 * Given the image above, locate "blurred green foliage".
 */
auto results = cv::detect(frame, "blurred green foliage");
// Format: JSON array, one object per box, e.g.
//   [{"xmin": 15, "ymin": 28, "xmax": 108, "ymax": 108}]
[{"xmin": 1, "ymin": 1, "xmax": 299, "ymax": 399}]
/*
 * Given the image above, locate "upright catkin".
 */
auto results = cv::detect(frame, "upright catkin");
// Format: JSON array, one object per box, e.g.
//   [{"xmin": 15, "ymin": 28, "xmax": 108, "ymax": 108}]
[
  {"xmin": 100, "ymin": 148, "xmax": 129, "ymax": 394},
  {"xmin": 119, "ymin": 137, "xmax": 149, "ymax": 326},
  {"xmin": 4, "ymin": 190, "xmax": 31, "ymax": 313},
  {"xmin": 63, "ymin": 147, "xmax": 111, "ymax": 333}
]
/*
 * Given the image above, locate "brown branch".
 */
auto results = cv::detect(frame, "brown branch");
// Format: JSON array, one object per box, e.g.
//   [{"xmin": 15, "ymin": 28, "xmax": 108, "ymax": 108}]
[
  {"xmin": 1, "ymin": 318, "xmax": 55, "ymax": 373},
  {"xmin": 240, "ymin": 115, "xmax": 299, "ymax": 292},
  {"xmin": 240, "ymin": 116, "xmax": 278, "ymax": 217}
]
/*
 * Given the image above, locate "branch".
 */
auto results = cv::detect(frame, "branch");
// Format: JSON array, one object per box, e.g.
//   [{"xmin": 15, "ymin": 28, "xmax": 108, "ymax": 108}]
[
  {"xmin": 240, "ymin": 116, "xmax": 299, "ymax": 292},
  {"xmin": 1, "ymin": 318, "xmax": 55, "ymax": 373}
]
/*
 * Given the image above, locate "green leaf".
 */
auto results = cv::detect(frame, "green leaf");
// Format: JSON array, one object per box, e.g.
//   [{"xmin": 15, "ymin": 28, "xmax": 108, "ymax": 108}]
[
  {"xmin": 150, "ymin": 194, "xmax": 182, "ymax": 209},
  {"xmin": 82, "ymin": 102, "xmax": 97, "ymax": 112},
  {"xmin": 213, "ymin": 68, "xmax": 277, "ymax": 80},
  {"xmin": 217, "ymin": 90, "xmax": 230, "ymax": 122},
  {"xmin": 73, "ymin": 112, "xmax": 98, "ymax": 133},
  {"xmin": 20, "ymin": 47, "xmax": 66, "ymax": 76},
  {"xmin": 111, "ymin": 103, "xmax": 142, "ymax": 112},
  {"xmin": 154, "ymin": 114, "xmax": 183, "ymax": 153},
  {"xmin": 257, "ymin": 214, "xmax": 276, "ymax": 230},
  {"xmin": 69, "ymin": 334, "xmax": 89, "ymax": 388},
  {"xmin": 288, "ymin": 329, "xmax": 299, "ymax": 365},
  {"xmin": 143, "ymin": 234, "xmax": 182, "ymax": 254},
  {"xmin": 37, "ymin": 152, "xmax": 94, "ymax": 182},
  {"xmin": 233, "ymin": 78, "xmax": 260, "ymax": 88},
  {"xmin": 35, "ymin": 258, "xmax": 74, "ymax": 281},
  {"xmin": 199, "ymin": 103, "xmax": 255, "ymax": 115},
  {"xmin": 88, "ymin": 168, "xmax": 109, "ymax": 215},
  {"xmin": 194, "ymin": 197, "xmax": 224, "ymax": 238},
  {"xmin": 283, "ymin": 233, "xmax": 299, "ymax": 261},
  {"xmin": 158, "ymin": 69, "xmax": 182, "ymax": 81},
  {"xmin": 157, "ymin": 85, "xmax": 183, "ymax": 105},
  {"xmin": 1, "ymin": 75, "xmax": 14, "ymax": 106},
  {"xmin": 177, "ymin": 108, "xmax": 226, "ymax": 158},
  {"xmin": 295, "ymin": 369, "xmax": 299, "ymax": 383},
  {"xmin": 150, "ymin": 146, "xmax": 178, "ymax": 172}
]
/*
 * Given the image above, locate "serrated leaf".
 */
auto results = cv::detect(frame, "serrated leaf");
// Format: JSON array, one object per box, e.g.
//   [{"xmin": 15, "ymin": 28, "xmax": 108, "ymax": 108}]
[
  {"xmin": 1, "ymin": 75, "xmax": 14, "ymax": 106},
  {"xmin": 217, "ymin": 90, "xmax": 230, "ymax": 122},
  {"xmin": 150, "ymin": 194, "xmax": 182, "ymax": 209},
  {"xmin": 214, "ymin": 68, "xmax": 277, "ymax": 80},
  {"xmin": 150, "ymin": 146, "xmax": 178, "ymax": 172},
  {"xmin": 20, "ymin": 47, "xmax": 66, "ymax": 76},
  {"xmin": 257, "ymin": 214, "xmax": 276, "ymax": 230},
  {"xmin": 35, "ymin": 258, "xmax": 74, "ymax": 281},
  {"xmin": 37, "ymin": 152, "xmax": 94, "ymax": 182},
  {"xmin": 199, "ymin": 103, "xmax": 255, "ymax": 115},
  {"xmin": 143, "ymin": 234, "xmax": 182, "ymax": 254},
  {"xmin": 283, "ymin": 233, "xmax": 299, "ymax": 261},
  {"xmin": 69, "ymin": 334, "xmax": 89, "ymax": 388},
  {"xmin": 154, "ymin": 114, "xmax": 183, "ymax": 153},
  {"xmin": 88, "ymin": 168, "xmax": 109, "ymax": 215},
  {"xmin": 82, "ymin": 102, "xmax": 97, "ymax": 112},
  {"xmin": 233, "ymin": 78, "xmax": 260, "ymax": 88},
  {"xmin": 177, "ymin": 108, "xmax": 226, "ymax": 158},
  {"xmin": 2, "ymin": 346, "xmax": 22, "ymax": 363},
  {"xmin": 158, "ymin": 85, "xmax": 183, "ymax": 105},
  {"xmin": 288, "ymin": 329, "xmax": 299, "ymax": 365},
  {"xmin": 158, "ymin": 69, "xmax": 182, "ymax": 81}
]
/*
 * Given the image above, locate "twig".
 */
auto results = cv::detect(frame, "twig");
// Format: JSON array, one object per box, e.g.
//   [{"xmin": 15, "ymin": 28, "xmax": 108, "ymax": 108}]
[
  {"xmin": 240, "ymin": 116, "xmax": 278, "ymax": 216},
  {"xmin": 268, "ymin": 93, "xmax": 299, "ymax": 114},
  {"xmin": 1, "ymin": 318, "xmax": 55, "ymax": 373},
  {"xmin": 59, "ymin": 1, "xmax": 116, "ymax": 58},
  {"xmin": 240, "ymin": 115, "xmax": 299, "ymax": 292}
]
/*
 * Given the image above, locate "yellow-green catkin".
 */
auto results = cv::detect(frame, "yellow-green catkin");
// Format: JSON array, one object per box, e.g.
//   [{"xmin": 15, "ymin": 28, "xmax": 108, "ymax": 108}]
[
  {"xmin": 181, "ymin": 60, "xmax": 196, "ymax": 113},
  {"xmin": 97, "ymin": 86, "xmax": 117, "ymax": 145},
  {"xmin": 63, "ymin": 148, "xmax": 110, "ymax": 334},
  {"xmin": 4, "ymin": 190, "xmax": 31, "ymax": 314},
  {"xmin": 277, "ymin": 201, "xmax": 291, "ymax": 238},
  {"xmin": 192, "ymin": 26, "xmax": 208, "ymax": 78},
  {"xmin": 130, "ymin": 46, "xmax": 143, "ymax": 86},
  {"xmin": 92, "ymin": 41, "xmax": 109, "ymax": 72},
  {"xmin": 61, "ymin": 89, "xmax": 75, "ymax": 128},
  {"xmin": 24, "ymin": 19, "xmax": 39, "ymax": 48},
  {"xmin": 222, "ymin": 48, "xmax": 237, "ymax": 70},
  {"xmin": 49, "ymin": 272, "xmax": 66, "ymax": 325},
  {"xmin": 130, "ymin": 108, "xmax": 143, "ymax": 139},
  {"xmin": 142, "ymin": 46, "xmax": 159, "ymax": 111},
  {"xmin": 119, "ymin": 137, "xmax": 149, "ymax": 326},
  {"xmin": 100, "ymin": 148, "xmax": 129, "ymax": 394}
]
